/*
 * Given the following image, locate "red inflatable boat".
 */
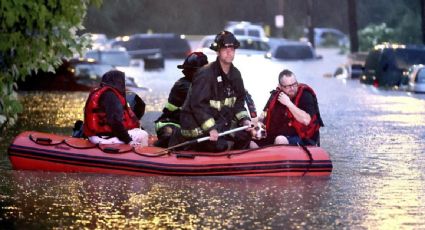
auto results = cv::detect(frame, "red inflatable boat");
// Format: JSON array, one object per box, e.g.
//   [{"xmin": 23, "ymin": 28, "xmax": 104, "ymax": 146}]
[{"xmin": 8, "ymin": 131, "xmax": 332, "ymax": 176}]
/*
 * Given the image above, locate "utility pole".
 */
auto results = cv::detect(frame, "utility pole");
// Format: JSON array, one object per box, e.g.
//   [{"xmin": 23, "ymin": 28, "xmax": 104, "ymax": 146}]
[
  {"xmin": 276, "ymin": 0, "xmax": 284, "ymax": 38},
  {"xmin": 307, "ymin": 0, "xmax": 315, "ymax": 48},
  {"xmin": 347, "ymin": 0, "xmax": 359, "ymax": 52}
]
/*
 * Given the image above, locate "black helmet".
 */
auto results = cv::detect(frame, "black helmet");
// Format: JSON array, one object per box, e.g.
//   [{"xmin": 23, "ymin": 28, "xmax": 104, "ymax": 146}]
[
  {"xmin": 209, "ymin": 31, "xmax": 240, "ymax": 51},
  {"xmin": 177, "ymin": 52, "xmax": 208, "ymax": 69}
]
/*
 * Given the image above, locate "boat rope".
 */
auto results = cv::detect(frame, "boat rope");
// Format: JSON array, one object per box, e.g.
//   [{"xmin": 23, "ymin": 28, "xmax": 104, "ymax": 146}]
[{"xmin": 299, "ymin": 144, "xmax": 313, "ymax": 176}]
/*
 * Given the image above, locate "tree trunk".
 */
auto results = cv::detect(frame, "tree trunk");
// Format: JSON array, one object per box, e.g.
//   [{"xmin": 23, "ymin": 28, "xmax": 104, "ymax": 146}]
[{"xmin": 421, "ymin": 0, "xmax": 425, "ymax": 44}]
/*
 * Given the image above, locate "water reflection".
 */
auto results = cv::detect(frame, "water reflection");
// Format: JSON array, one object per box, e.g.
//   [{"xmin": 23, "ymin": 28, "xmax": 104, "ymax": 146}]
[{"xmin": 1, "ymin": 171, "xmax": 335, "ymax": 229}]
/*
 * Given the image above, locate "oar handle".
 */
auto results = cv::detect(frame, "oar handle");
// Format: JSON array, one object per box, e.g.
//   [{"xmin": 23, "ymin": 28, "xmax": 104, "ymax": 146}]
[
  {"xmin": 195, "ymin": 125, "xmax": 250, "ymax": 143},
  {"xmin": 156, "ymin": 125, "xmax": 251, "ymax": 154}
]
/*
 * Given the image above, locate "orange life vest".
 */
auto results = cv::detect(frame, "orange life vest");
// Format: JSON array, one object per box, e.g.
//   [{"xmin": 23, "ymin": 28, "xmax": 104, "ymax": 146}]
[
  {"xmin": 264, "ymin": 84, "xmax": 322, "ymax": 140},
  {"xmin": 83, "ymin": 86, "xmax": 140, "ymax": 137}
]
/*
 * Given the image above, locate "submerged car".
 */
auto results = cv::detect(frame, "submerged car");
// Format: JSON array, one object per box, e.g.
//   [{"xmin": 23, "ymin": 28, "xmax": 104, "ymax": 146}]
[
  {"xmin": 265, "ymin": 39, "xmax": 322, "ymax": 61},
  {"xmin": 113, "ymin": 33, "xmax": 191, "ymax": 59},
  {"xmin": 197, "ymin": 35, "xmax": 270, "ymax": 57},
  {"xmin": 360, "ymin": 44, "xmax": 425, "ymax": 87},
  {"xmin": 224, "ymin": 21, "xmax": 267, "ymax": 38},
  {"xmin": 18, "ymin": 57, "xmax": 147, "ymax": 92},
  {"xmin": 402, "ymin": 64, "xmax": 425, "ymax": 93},
  {"xmin": 302, "ymin": 28, "xmax": 349, "ymax": 47},
  {"xmin": 84, "ymin": 49, "xmax": 143, "ymax": 85}
]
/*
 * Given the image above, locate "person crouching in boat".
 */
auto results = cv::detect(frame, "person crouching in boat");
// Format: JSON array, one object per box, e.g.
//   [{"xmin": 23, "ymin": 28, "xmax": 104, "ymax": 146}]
[
  {"xmin": 180, "ymin": 31, "xmax": 253, "ymax": 152},
  {"xmin": 251, "ymin": 69, "xmax": 324, "ymax": 147},
  {"xmin": 83, "ymin": 70, "xmax": 149, "ymax": 147},
  {"xmin": 154, "ymin": 52, "xmax": 208, "ymax": 148}
]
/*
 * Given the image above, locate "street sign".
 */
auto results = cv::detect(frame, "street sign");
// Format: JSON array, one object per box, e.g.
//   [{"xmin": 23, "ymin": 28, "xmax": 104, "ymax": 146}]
[{"xmin": 275, "ymin": 15, "xmax": 284, "ymax": 28}]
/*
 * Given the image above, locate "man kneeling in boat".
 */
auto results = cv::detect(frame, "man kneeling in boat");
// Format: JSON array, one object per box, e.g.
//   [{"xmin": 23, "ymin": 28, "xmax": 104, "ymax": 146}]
[
  {"xmin": 154, "ymin": 52, "xmax": 208, "ymax": 148},
  {"xmin": 252, "ymin": 69, "xmax": 324, "ymax": 147},
  {"xmin": 83, "ymin": 70, "xmax": 149, "ymax": 147}
]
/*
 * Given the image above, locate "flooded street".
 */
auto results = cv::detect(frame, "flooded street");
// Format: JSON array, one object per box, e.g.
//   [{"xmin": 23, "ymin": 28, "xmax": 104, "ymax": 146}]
[{"xmin": 1, "ymin": 48, "xmax": 425, "ymax": 229}]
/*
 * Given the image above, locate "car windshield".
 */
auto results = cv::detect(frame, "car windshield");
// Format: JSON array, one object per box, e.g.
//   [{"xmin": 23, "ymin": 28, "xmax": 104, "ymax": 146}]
[
  {"xmin": 392, "ymin": 49, "xmax": 425, "ymax": 69},
  {"xmin": 274, "ymin": 45, "xmax": 314, "ymax": 60},
  {"xmin": 417, "ymin": 68, "xmax": 425, "ymax": 83},
  {"xmin": 239, "ymin": 40, "xmax": 270, "ymax": 51},
  {"xmin": 85, "ymin": 51, "xmax": 131, "ymax": 66}
]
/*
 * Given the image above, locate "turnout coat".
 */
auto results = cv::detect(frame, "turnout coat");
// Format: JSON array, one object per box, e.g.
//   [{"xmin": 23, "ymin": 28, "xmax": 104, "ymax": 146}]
[{"xmin": 180, "ymin": 59, "xmax": 250, "ymax": 138}]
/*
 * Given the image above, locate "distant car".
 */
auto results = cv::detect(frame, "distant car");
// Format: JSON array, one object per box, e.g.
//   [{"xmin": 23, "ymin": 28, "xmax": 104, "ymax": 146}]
[
  {"xmin": 112, "ymin": 33, "xmax": 191, "ymax": 59},
  {"xmin": 84, "ymin": 49, "xmax": 149, "ymax": 87},
  {"xmin": 360, "ymin": 44, "xmax": 425, "ymax": 87},
  {"xmin": 89, "ymin": 33, "xmax": 108, "ymax": 50},
  {"xmin": 403, "ymin": 64, "xmax": 425, "ymax": 93},
  {"xmin": 265, "ymin": 39, "xmax": 322, "ymax": 61},
  {"xmin": 224, "ymin": 21, "xmax": 267, "ymax": 38},
  {"xmin": 307, "ymin": 28, "xmax": 349, "ymax": 47},
  {"xmin": 332, "ymin": 64, "xmax": 364, "ymax": 79},
  {"xmin": 71, "ymin": 59, "xmax": 141, "ymax": 89},
  {"xmin": 84, "ymin": 49, "xmax": 133, "ymax": 67},
  {"xmin": 197, "ymin": 35, "xmax": 270, "ymax": 57},
  {"xmin": 17, "ymin": 58, "xmax": 141, "ymax": 91}
]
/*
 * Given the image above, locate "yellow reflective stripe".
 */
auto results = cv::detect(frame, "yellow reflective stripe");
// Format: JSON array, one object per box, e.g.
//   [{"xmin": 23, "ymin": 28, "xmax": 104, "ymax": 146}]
[
  {"xmin": 223, "ymin": 97, "xmax": 236, "ymax": 107},
  {"xmin": 209, "ymin": 97, "xmax": 236, "ymax": 111},
  {"xmin": 209, "ymin": 100, "xmax": 221, "ymax": 110},
  {"xmin": 155, "ymin": 121, "xmax": 180, "ymax": 131},
  {"xmin": 235, "ymin": 111, "xmax": 249, "ymax": 120},
  {"xmin": 165, "ymin": 102, "xmax": 179, "ymax": 111},
  {"xmin": 201, "ymin": 118, "xmax": 215, "ymax": 131},
  {"xmin": 181, "ymin": 127, "xmax": 204, "ymax": 137}
]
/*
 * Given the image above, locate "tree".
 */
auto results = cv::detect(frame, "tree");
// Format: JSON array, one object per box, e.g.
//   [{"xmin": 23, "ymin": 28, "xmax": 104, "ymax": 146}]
[
  {"xmin": 0, "ymin": 0, "xmax": 101, "ymax": 133},
  {"xmin": 358, "ymin": 23, "xmax": 395, "ymax": 51}
]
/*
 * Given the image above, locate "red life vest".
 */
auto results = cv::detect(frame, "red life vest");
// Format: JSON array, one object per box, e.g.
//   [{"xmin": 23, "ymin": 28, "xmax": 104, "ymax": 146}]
[
  {"xmin": 264, "ymin": 83, "xmax": 322, "ymax": 140},
  {"xmin": 83, "ymin": 86, "xmax": 140, "ymax": 137}
]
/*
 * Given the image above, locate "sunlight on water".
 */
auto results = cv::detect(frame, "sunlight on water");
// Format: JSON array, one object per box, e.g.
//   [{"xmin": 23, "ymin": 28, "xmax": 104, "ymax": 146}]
[
  {"xmin": 363, "ymin": 171, "xmax": 424, "ymax": 229},
  {"xmin": 17, "ymin": 91, "xmax": 166, "ymax": 131},
  {"xmin": 0, "ymin": 172, "xmax": 337, "ymax": 229},
  {"xmin": 18, "ymin": 92, "xmax": 87, "ymax": 128}
]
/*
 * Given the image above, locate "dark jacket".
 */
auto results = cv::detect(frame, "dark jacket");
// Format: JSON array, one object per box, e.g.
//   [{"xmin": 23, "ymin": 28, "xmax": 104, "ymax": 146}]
[
  {"xmin": 180, "ymin": 59, "xmax": 250, "ymax": 138},
  {"xmin": 155, "ymin": 76, "xmax": 191, "ymax": 127}
]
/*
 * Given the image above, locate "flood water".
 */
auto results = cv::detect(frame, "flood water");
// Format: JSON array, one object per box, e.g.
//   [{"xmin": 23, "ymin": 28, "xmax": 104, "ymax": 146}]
[{"xmin": 1, "ymin": 48, "xmax": 425, "ymax": 229}]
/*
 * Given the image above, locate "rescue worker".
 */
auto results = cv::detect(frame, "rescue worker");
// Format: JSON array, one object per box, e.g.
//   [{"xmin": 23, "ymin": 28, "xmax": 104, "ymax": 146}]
[
  {"xmin": 253, "ymin": 69, "xmax": 324, "ymax": 147},
  {"xmin": 83, "ymin": 70, "xmax": 149, "ymax": 147},
  {"xmin": 154, "ymin": 52, "xmax": 208, "ymax": 147},
  {"xmin": 180, "ymin": 31, "xmax": 253, "ymax": 152}
]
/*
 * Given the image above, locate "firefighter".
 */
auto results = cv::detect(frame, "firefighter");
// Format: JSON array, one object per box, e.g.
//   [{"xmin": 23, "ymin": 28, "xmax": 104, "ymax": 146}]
[
  {"xmin": 180, "ymin": 31, "xmax": 253, "ymax": 152},
  {"xmin": 154, "ymin": 52, "xmax": 208, "ymax": 147}
]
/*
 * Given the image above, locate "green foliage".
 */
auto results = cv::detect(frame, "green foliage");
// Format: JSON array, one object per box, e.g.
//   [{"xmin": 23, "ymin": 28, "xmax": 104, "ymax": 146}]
[
  {"xmin": 357, "ymin": 0, "xmax": 422, "ymax": 52},
  {"xmin": 358, "ymin": 23, "xmax": 395, "ymax": 51},
  {"xmin": 0, "ymin": 0, "xmax": 101, "ymax": 132}
]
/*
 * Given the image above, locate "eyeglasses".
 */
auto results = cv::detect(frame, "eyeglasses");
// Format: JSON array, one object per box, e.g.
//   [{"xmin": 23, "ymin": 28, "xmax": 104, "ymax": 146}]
[{"xmin": 280, "ymin": 82, "xmax": 298, "ymax": 90}]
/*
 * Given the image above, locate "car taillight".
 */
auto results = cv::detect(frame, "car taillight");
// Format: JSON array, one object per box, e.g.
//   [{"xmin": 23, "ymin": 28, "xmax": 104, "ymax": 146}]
[{"xmin": 373, "ymin": 79, "xmax": 379, "ymax": 87}]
